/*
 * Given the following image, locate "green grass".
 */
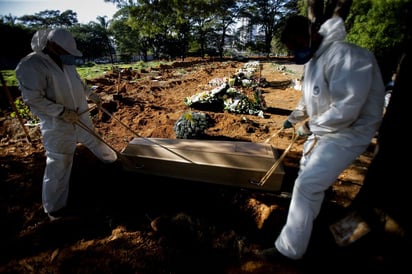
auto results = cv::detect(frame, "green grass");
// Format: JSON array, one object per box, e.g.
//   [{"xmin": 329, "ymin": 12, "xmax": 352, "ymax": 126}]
[
  {"xmin": 1, "ymin": 60, "xmax": 171, "ymax": 87},
  {"xmin": 77, "ymin": 64, "xmax": 113, "ymax": 80}
]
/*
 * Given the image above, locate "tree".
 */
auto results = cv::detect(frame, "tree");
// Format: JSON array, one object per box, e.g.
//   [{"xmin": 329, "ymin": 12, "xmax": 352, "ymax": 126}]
[
  {"xmin": 0, "ymin": 22, "xmax": 32, "ymax": 69},
  {"xmin": 346, "ymin": 0, "xmax": 410, "ymax": 83},
  {"xmin": 126, "ymin": 0, "xmax": 171, "ymax": 59},
  {"xmin": 0, "ymin": 14, "xmax": 18, "ymax": 26},
  {"xmin": 70, "ymin": 24, "xmax": 112, "ymax": 62},
  {"xmin": 94, "ymin": 16, "xmax": 116, "ymax": 64},
  {"xmin": 239, "ymin": 0, "xmax": 298, "ymax": 57},
  {"xmin": 109, "ymin": 6, "xmax": 147, "ymax": 62},
  {"xmin": 212, "ymin": 0, "xmax": 239, "ymax": 59},
  {"xmin": 189, "ymin": 0, "xmax": 219, "ymax": 58},
  {"xmin": 18, "ymin": 9, "xmax": 78, "ymax": 28},
  {"xmin": 342, "ymin": 1, "xmax": 412, "ymax": 251},
  {"xmin": 1, "ymin": 0, "xmax": 408, "ymax": 65}
]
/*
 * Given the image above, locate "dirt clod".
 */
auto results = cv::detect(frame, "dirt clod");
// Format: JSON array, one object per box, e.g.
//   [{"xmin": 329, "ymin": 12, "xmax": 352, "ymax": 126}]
[{"xmin": 0, "ymin": 58, "xmax": 406, "ymax": 273}]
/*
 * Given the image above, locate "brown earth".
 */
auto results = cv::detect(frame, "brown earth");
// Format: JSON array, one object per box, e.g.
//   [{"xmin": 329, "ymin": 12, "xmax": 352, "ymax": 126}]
[{"xmin": 0, "ymin": 58, "xmax": 406, "ymax": 273}]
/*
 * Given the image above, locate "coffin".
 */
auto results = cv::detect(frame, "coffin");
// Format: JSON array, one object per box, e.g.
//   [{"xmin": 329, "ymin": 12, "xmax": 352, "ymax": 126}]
[{"xmin": 120, "ymin": 138, "xmax": 284, "ymax": 192}]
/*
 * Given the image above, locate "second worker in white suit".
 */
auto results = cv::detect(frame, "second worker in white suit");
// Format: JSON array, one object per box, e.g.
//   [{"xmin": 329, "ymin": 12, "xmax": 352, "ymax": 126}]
[{"xmin": 254, "ymin": 15, "xmax": 385, "ymax": 261}]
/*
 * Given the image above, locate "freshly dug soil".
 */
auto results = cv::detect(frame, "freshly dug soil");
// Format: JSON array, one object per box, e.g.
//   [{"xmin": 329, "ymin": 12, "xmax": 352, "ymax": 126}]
[{"xmin": 0, "ymin": 58, "xmax": 407, "ymax": 273}]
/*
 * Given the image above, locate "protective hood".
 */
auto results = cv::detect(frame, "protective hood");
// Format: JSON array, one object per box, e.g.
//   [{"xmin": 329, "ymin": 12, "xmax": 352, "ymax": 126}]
[
  {"xmin": 47, "ymin": 29, "xmax": 83, "ymax": 57},
  {"xmin": 318, "ymin": 16, "xmax": 346, "ymax": 45},
  {"xmin": 31, "ymin": 29, "xmax": 51, "ymax": 53}
]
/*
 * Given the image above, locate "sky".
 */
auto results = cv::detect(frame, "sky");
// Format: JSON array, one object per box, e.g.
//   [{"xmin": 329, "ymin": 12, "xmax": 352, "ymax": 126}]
[{"xmin": 0, "ymin": 0, "xmax": 119, "ymax": 23}]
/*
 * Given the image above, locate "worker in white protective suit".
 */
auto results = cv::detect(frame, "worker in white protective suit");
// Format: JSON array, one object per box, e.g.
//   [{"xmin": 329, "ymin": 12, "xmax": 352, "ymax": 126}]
[
  {"xmin": 15, "ymin": 29, "xmax": 118, "ymax": 221},
  {"xmin": 253, "ymin": 15, "xmax": 385, "ymax": 261}
]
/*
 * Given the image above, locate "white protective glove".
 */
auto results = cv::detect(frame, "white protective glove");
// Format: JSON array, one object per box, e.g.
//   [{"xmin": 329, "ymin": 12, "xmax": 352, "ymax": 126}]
[
  {"xmin": 297, "ymin": 121, "xmax": 311, "ymax": 137},
  {"xmin": 60, "ymin": 108, "xmax": 79, "ymax": 123},
  {"xmin": 88, "ymin": 93, "xmax": 102, "ymax": 108}
]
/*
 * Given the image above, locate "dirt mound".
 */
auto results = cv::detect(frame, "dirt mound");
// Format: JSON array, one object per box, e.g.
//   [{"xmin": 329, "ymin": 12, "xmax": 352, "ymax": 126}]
[{"xmin": 0, "ymin": 59, "xmax": 406, "ymax": 273}]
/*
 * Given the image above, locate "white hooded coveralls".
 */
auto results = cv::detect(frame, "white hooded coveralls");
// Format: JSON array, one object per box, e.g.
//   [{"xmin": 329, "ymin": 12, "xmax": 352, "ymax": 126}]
[
  {"xmin": 15, "ymin": 30, "xmax": 117, "ymax": 214},
  {"xmin": 275, "ymin": 17, "xmax": 385, "ymax": 259}
]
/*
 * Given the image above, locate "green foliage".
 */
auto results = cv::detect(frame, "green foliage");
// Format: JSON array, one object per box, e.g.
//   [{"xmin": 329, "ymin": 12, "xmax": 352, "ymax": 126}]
[
  {"xmin": 0, "ymin": 23, "xmax": 32, "ymax": 70},
  {"xmin": 0, "ymin": 70, "xmax": 18, "ymax": 86},
  {"xmin": 18, "ymin": 9, "xmax": 79, "ymax": 28},
  {"xmin": 347, "ymin": 0, "xmax": 402, "ymax": 51},
  {"xmin": 346, "ymin": 0, "xmax": 410, "ymax": 81},
  {"xmin": 2, "ymin": 61, "xmax": 169, "ymax": 88},
  {"xmin": 70, "ymin": 24, "xmax": 114, "ymax": 61},
  {"xmin": 10, "ymin": 98, "xmax": 38, "ymax": 123},
  {"xmin": 77, "ymin": 65, "xmax": 112, "ymax": 80},
  {"xmin": 1, "ymin": 1, "xmax": 408, "ymax": 83}
]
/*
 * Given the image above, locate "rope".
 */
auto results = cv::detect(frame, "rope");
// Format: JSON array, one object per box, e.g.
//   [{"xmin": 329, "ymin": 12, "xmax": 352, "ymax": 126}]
[
  {"xmin": 78, "ymin": 105, "xmax": 96, "ymax": 115},
  {"xmin": 97, "ymin": 105, "xmax": 196, "ymax": 163},
  {"xmin": 304, "ymin": 135, "xmax": 318, "ymax": 156},
  {"xmin": 253, "ymin": 128, "xmax": 299, "ymax": 187},
  {"xmin": 264, "ymin": 127, "xmax": 285, "ymax": 143},
  {"xmin": 75, "ymin": 119, "xmax": 120, "ymax": 157}
]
